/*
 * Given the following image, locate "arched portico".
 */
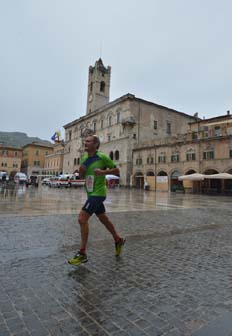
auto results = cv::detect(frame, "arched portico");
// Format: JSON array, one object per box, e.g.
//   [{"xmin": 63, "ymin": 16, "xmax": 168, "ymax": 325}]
[
  {"xmin": 170, "ymin": 170, "xmax": 183, "ymax": 192},
  {"xmin": 133, "ymin": 172, "xmax": 144, "ymax": 189},
  {"xmin": 202, "ymin": 168, "xmax": 220, "ymax": 194},
  {"xmin": 225, "ymin": 168, "xmax": 232, "ymax": 194},
  {"xmin": 146, "ymin": 171, "xmax": 155, "ymax": 190},
  {"xmin": 156, "ymin": 171, "xmax": 168, "ymax": 192}
]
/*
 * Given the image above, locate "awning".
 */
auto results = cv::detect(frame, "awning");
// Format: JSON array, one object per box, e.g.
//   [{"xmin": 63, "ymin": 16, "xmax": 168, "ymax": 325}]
[
  {"xmin": 178, "ymin": 173, "xmax": 232, "ymax": 181},
  {"xmin": 105, "ymin": 175, "xmax": 120, "ymax": 180},
  {"xmin": 204, "ymin": 173, "xmax": 232, "ymax": 179},
  {"xmin": 178, "ymin": 173, "xmax": 205, "ymax": 181}
]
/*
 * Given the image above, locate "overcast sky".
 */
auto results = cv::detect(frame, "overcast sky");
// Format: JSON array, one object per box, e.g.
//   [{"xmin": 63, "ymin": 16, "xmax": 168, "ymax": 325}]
[{"xmin": 1, "ymin": 0, "xmax": 232, "ymax": 141}]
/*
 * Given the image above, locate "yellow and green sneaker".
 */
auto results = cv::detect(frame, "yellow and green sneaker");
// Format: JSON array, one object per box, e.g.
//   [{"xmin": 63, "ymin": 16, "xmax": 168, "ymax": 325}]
[
  {"xmin": 115, "ymin": 238, "xmax": 126, "ymax": 257},
  {"xmin": 68, "ymin": 252, "xmax": 88, "ymax": 266}
]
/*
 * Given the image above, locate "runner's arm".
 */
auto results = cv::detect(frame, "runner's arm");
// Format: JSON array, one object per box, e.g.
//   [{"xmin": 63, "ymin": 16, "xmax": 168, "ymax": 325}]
[{"xmin": 94, "ymin": 167, "xmax": 119, "ymax": 176}]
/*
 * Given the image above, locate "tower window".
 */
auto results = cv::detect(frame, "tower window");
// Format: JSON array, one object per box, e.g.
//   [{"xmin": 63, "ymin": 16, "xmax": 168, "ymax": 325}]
[
  {"xmin": 109, "ymin": 116, "xmax": 112, "ymax": 127},
  {"xmin": 100, "ymin": 81, "xmax": 105, "ymax": 92},
  {"xmin": 117, "ymin": 112, "xmax": 121, "ymax": 123},
  {"xmin": 101, "ymin": 119, "xmax": 104, "ymax": 129},
  {"xmin": 90, "ymin": 82, "xmax": 93, "ymax": 92}
]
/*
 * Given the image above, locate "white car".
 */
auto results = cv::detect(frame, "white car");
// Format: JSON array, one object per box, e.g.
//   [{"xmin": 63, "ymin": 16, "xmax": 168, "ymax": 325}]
[
  {"xmin": 14, "ymin": 172, "xmax": 27, "ymax": 184},
  {"xmin": 48, "ymin": 176, "xmax": 60, "ymax": 188},
  {"xmin": 58, "ymin": 175, "xmax": 70, "ymax": 188},
  {"xmin": 0, "ymin": 171, "xmax": 9, "ymax": 181},
  {"xmin": 68, "ymin": 175, "xmax": 85, "ymax": 187}
]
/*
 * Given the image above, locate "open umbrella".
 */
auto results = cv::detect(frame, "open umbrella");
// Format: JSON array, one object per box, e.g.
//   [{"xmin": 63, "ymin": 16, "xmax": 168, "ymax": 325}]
[
  {"xmin": 204, "ymin": 173, "xmax": 232, "ymax": 179},
  {"xmin": 105, "ymin": 175, "xmax": 120, "ymax": 180},
  {"xmin": 178, "ymin": 173, "xmax": 205, "ymax": 181}
]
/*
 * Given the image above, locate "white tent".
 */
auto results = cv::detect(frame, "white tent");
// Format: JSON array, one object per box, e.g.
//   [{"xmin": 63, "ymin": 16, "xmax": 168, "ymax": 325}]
[
  {"xmin": 105, "ymin": 175, "xmax": 120, "ymax": 180},
  {"xmin": 204, "ymin": 173, "xmax": 232, "ymax": 179},
  {"xmin": 178, "ymin": 173, "xmax": 205, "ymax": 181}
]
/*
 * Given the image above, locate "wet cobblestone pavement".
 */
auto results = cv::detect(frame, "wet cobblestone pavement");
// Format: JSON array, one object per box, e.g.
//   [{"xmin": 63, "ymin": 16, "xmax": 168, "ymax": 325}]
[{"xmin": 1, "ymin": 185, "xmax": 232, "ymax": 335}]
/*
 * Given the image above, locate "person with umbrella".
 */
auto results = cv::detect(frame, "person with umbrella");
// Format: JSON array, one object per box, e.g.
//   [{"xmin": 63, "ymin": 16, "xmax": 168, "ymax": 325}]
[{"xmin": 68, "ymin": 135, "xmax": 125, "ymax": 266}]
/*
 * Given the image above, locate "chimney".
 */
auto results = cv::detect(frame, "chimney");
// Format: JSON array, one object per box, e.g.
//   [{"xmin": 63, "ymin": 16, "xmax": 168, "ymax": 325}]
[{"xmin": 227, "ymin": 110, "xmax": 230, "ymax": 115}]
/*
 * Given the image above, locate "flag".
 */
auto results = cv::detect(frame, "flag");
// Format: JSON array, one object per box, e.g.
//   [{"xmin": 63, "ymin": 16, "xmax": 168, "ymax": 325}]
[{"xmin": 51, "ymin": 131, "xmax": 61, "ymax": 142}]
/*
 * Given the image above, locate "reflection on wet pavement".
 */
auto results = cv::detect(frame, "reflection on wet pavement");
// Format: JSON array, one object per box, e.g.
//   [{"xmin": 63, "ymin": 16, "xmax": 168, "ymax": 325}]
[{"xmin": 0, "ymin": 183, "xmax": 231, "ymax": 216}]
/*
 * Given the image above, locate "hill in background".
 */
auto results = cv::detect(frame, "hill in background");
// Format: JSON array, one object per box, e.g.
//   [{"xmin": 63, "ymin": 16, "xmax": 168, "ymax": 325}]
[{"xmin": 0, "ymin": 132, "xmax": 52, "ymax": 148}]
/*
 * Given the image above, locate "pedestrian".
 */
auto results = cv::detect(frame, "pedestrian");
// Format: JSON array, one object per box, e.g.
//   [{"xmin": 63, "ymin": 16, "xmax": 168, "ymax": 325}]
[{"xmin": 68, "ymin": 135, "xmax": 125, "ymax": 266}]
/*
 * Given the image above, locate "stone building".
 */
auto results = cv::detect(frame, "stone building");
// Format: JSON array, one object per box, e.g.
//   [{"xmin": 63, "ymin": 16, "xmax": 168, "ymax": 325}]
[
  {"xmin": 132, "ymin": 113, "xmax": 232, "ymax": 193},
  {"xmin": 63, "ymin": 59, "xmax": 196, "ymax": 185},
  {"xmin": 21, "ymin": 142, "xmax": 54, "ymax": 176},
  {"xmin": 44, "ymin": 141, "xmax": 64, "ymax": 176},
  {"xmin": 0, "ymin": 145, "xmax": 23, "ymax": 176}
]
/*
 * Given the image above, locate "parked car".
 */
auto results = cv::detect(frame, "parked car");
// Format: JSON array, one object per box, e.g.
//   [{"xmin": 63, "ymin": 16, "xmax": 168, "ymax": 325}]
[
  {"xmin": 0, "ymin": 171, "xmax": 9, "ymax": 182},
  {"xmin": 41, "ymin": 177, "xmax": 51, "ymax": 185},
  {"xmin": 48, "ymin": 176, "xmax": 60, "ymax": 188},
  {"xmin": 14, "ymin": 172, "xmax": 27, "ymax": 184},
  {"xmin": 58, "ymin": 174, "xmax": 70, "ymax": 188},
  {"xmin": 68, "ymin": 174, "xmax": 85, "ymax": 187}
]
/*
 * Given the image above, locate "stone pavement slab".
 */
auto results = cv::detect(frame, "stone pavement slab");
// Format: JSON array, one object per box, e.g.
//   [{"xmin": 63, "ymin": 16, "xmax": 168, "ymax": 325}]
[{"xmin": 1, "ymin": 191, "xmax": 232, "ymax": 335}]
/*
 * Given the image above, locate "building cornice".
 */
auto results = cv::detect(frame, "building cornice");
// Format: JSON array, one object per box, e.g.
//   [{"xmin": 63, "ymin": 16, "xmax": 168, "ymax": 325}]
[{"xmin": 63, "ymin": 93, "xmax": 196, "ymax": 129}]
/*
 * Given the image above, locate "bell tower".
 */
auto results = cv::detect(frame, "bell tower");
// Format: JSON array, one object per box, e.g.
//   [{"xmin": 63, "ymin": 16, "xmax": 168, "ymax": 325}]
[{"xmin": 86, "ymin": 58, "xmax": 111, "ymax": 115}]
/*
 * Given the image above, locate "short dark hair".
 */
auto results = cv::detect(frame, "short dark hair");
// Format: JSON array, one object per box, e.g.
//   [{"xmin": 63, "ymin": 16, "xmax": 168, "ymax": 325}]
[{"xmin": 92, "ymin": 135, "xmax": 100, "ymax": 149}]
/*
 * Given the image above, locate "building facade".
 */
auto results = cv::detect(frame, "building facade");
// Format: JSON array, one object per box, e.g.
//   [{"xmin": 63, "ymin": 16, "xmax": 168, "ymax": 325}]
[
  {"xmin": 0, "ymin": 145, "xmax": 23, "ymax": 176},
  {"xmin": 63, "ymin": 59, "xmax": 196, "ymax": 185},
  {"xmin": 132, "ymin": 114, "xmax": 232, "ymax": 192},
  {"xmin": 44, "ymin": 141, "xmax": 64, "ymax": 175},
  {"xmin": 21, "ymin": 142, "xmax": 54, "ymax": 176}
]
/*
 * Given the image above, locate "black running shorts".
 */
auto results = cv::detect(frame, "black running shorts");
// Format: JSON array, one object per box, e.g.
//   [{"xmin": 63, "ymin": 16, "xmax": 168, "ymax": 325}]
[{"xmin": 82, "ymin": 196, "xmax": 106, "ymax": 215}]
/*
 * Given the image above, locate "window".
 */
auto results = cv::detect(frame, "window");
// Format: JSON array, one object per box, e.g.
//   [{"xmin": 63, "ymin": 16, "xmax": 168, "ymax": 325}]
[
  {"xmin": 74, "ymin": 158, "xmax": 77, "ymax": 165},
  {"xmin": 77, "ymin": 158, "xmax": 80, "ymax": 165},
  {"xmin": 100, "ymin": 81, "xmax": 105, "ymax": 92},
  {"xmin": 90, "ymin": 82, "xmax": 93, "ymax": 92},
  {"xmin": 133, "ymin": 134, "xmax": 136, "ymax": 139},
  {"xmin": 158, "ymin": 154, "xmax": 166, "ymax": 163},
  {"xmin": 147, "ymin": 157, "xmax": 150, "ymax": 164},
  {"xmin": 109, "ymin": 116, "xmax": 112, "ymax": 127},
  {"xmin": 186, "ymin": 149, "xmax": 196, "ymax": 161},
  {"xmin": 69, "ymin": 130, "xmax": 72, "ymax": 141},
  {"xmin": 109, "ymin": 151, "xmax": 114, "ymax": 160},
  {"xmin": 101, "ymin": 119, "xmax": 104, "ymax": 129},
  {"xmin": 166, "ymin": 122, "xmax": 171, "ymax": 134},
  {"xmin": 34, "ymin": 161, "xmax": 40, "ymax": 166},
  {"xmin": 115, "ymin": 150, "xmax": 119, "ymax": 160},
  {"xmin": 171, "ymin": 154, "xmax": 179, "ymax": 162},
  {"xmin": 15, "ymin": 152, "xmax": 18, "ymax": 157},
  {"xmin": 108, "ymin": 135, "xmax": 111, "ymax": 142},
  {"xmin": 117, "ymin": 112, "xmax": 121, "ymax": 124},
  {"xmin": 203, "ymin": 150, "xmax": 214, "ymax": 160},
  {"xmin": 192, "ymin": 132, "xmax": 198, "ymax": 140},
  {"xmin": 214, "ymin": 126, "xmax": 221, "ymax": 136},
  {"xmin": 154, "ymin": 120, "xmax": 157, "ymax": 130},
  {"xmin": 186, "ymin": 153, "xmax": 196, "ymax": 161},
  {"xmin": 1, "ymin": 162, "xmax": 7, "ymax": 167},
  {"xmin": 93, "ymin": 122, "xmax": 96, "ymax": 132}
]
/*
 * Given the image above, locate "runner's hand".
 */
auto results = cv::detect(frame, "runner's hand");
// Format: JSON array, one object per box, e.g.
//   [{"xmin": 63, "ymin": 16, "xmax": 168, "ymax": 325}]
[{"xmin": 94, "ymin": 169, "xmax": 104, "ymax": 176}]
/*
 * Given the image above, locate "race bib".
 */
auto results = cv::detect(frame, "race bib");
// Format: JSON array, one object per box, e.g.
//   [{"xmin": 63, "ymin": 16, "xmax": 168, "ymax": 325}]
[{"xmin": 86, "ymin": 175, "xmax": 94, "ymax": 192}]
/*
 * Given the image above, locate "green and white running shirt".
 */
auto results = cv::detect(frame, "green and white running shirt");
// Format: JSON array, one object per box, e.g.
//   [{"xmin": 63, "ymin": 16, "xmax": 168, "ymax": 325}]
[{"xmin": 80, "ymin": 151, "xmax": 116, "ymax": 196}]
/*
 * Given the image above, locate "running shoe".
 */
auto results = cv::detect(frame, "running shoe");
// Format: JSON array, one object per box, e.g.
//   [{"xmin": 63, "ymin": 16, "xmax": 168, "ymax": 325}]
[
  {"xmin": 68, "ymin": 252, "xmax": 88, "ymax": 266},
  {"xmin": 115, "ymin": 238, "xmax": 126, "ymax": 257}
]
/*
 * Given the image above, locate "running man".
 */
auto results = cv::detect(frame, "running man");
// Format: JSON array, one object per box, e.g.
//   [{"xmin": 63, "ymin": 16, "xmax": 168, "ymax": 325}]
[{"xmin": 68, "ymin": 135, "xmax": 125, "ymax": 266}]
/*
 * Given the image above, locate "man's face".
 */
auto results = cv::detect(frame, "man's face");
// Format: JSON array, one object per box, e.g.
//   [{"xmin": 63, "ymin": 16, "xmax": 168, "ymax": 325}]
[{"xmin": 84, "ymin": 136, "xmax": 97, "ymax": 152}]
